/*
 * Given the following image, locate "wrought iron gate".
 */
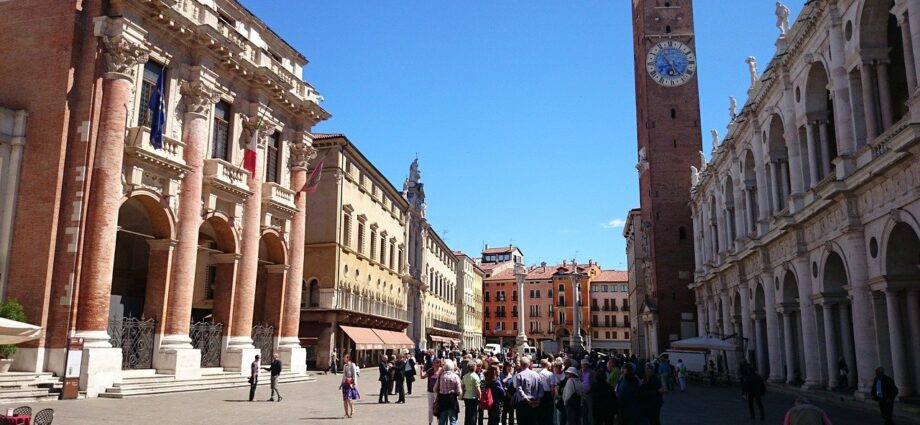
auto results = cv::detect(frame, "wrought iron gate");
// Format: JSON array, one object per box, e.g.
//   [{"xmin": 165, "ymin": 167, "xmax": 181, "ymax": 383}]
[
  {"xmin": 190, "ymin": 321, "xmax": 223, "ymax": 367},
  {"xmin": 251, "ymin": 324, "xmax": 274, "ymax": 365},
  {"xmin": 108, "ymin": 317, "xmax": 156, "ymax": 370}
]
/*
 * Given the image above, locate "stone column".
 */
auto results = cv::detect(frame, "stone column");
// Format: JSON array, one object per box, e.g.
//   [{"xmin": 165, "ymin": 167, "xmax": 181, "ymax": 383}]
[
  {"xmin": 224, "ymin": 111, "xmax": 270, "ymax": 374},
  {"xmin": 822, "ymin": 302, "xmax": 839, "ymax": 389},
  {"xmin": 818, "ymin": 121, "xmax": 832, "ymax": 178},
  {"xmin": 769, "ymin": 162, "xmax": 780, "ymax": 213},
  {"xmin": 899, "ymin": 12, "xmax": 918, "ymax": 94},
  {"xmin": 692, "ymin": 212, "xmax": 703, "ymax": 269},
  {"xmin": 885, "ymin": 289, "xmax": 913, "ymax": 396},
  {"xmin": 793, "ymin": 258, "xmax": 823, "ymax": 389},
  {"xmin": 754, "ymin": 162, "xmax": 770, "ymax": 232},
  {"xmin": 740, "ymin": 285, "xmax": 753, "ymax": 362},
  {"xmin": 0, "ymin": 112, "xmax": 25, "ymax": 294},
  {"xmin": 842, "ymin": 234, "xmax": 878, "ymax": 396},
  {"xmin": 752, "ymin": 313, "xmax": 767, "ymax": 377},
  {"xmin": 278, "ymin": 141, "xmax": 316, "ymax": 374},
  {"xmin": 76, "ymin": 23, "xmax": 148, "ymax": 396},
  {"xmin": 156, "ymin": 79, "xmax": 218, "ymax": 378},
  {"xmin": 839, "ymin": 302, "xmax": 857, "ymax": 388},
  {"xmin": 805, "ymin": 123, "xmax": 820, "ymax": 187},
  {"xmin": 742, "ymin": 189, "xmax": 753, "ymax": 235},
  {"xmin": 696, "ymin": 301, "xmax": 706, "ymax": 337},
  {"xmin": 708, "ymin": 297, "xmax": 718, "ymax": 336},
  {"xmin": 860, "ymin": 63, "xmax": 880, "ymax": 141},
  {"xmin": 906, "ymin": 290, "xmax": 920, "ymax": 392},
  {"xmin": 907, "ymin": 1, "xmax": 920, "ymax": 90},
  {"xmin": 781, "ymin": 80, "xmax": 805, "ymax": 200},
  {"xmin": 781, "ymin": 309, "xmax": 796, "ymax": 383},
  {"xmin": 876, "ymin": 62, "xmax": 895, "ymax": 130},
  {"xmin": 720, "ymin": 292, "xmax": 737, "ymax": 371},
  {"xmin": 827, "ymin": 4, "xmax": 857, "ymax": 164}
]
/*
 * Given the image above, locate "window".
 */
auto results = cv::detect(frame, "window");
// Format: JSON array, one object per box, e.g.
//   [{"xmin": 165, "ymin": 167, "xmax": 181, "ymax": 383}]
[
  {"xmin": 212, "ymin": 101, "xmax": 231, "ymax": 160},
  {"xmin": 370, "ymin": 230, "xmax": 376, "ymax": 259},
  {"xmin": 138, "ymin": 61, "xmax": 165, "ymax": 127},
  {"xmin": 307, "ymin": 279, "xmax": 319, "ymax": 308},
  {"xmin": 485, "ymin": 292, "xmax": 490, "ymax": 302},
  {"xmin": 513, "ymin": 290, "xmax": 517, "ymax": 301},
  {"xmin": 593, "ymin": 331, "xmax": 598, "ymax": 339},
  {"xmin": 379, "ymin": 235, "xmax": 386, "ymax": 264},
  {"xmin": 204, "ymin": 265, "xmax": 217, "ymax": 300},
  {"xmin": 389, "ymin": 241, "xmax": 395, "ymax": 270},
  {"xmin": 513, "ymin": 322, "xmax": 517, "ymax": 331},
  {"xmin": 548, "ymin": 289, "xmax": 553, "ymax": 297},
  {"xmin": 625, "ymin": 331, "xmax": 630, "ymax": 339},
  {"xmin": 605, "ymin": 331, "xmax": 610, "ymax": 339},
  {"xmin": 265, "ymin": 131, "xmax": 281, "ymax": 183},
  {"xmin": 612, "ymin": 331, "xmax": 618, "ymax": 339},
  {"xmin": 342, "ymin": 215, "xmax": 352, "ymax": 247},
  {"xmin": 485, "ymin": 322, "xmax": 490, "ymax": 331},
  {"xmin": 357, "ymin": 222, "xmax": 365, "ymax": 253},
  {"xmin": 398, "ymin": 248, "xmax": 404, "ymax": 272}
]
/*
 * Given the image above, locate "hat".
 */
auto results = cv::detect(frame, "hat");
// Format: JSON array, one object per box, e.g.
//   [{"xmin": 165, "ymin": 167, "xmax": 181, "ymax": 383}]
[
  {"xmin": 580, "ymin": 359, "xmax": 590, "ymax": 365},
  {"xmin": 565, "ymin": 367, "xmax": 578, "ymax": 375}
]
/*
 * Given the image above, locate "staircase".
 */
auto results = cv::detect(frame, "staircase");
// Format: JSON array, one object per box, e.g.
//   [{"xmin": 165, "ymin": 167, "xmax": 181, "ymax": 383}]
[
  {"xmin": 99, "ymin": 368, "xmax": 316, "ymax": 398},
  {"xmin": 0, "ymin": 372, "xmax": 62, "ymax": 403}
]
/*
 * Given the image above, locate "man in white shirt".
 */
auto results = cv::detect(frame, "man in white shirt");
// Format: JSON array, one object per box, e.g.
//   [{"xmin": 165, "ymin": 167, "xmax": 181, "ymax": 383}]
[
  {"xmin": 537, "ymin": 358, "xmax": 555, "ymax": 425},
  {"xmin": 249, "ymin": 354, "xmax": 261, "ymax": 401}
]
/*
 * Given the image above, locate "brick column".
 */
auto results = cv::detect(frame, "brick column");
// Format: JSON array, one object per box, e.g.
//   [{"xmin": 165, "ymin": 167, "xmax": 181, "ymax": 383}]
[
  {"xmin": 144, "ymin": 239, "xmax": 177, "ymax": 337},
  {"xmin": 76, "ymin": 34, "xmax": 148, "ymax": 347},
  {"xmin": 224, "ymin": 111, "xmax": 270, "ymax": 373}
]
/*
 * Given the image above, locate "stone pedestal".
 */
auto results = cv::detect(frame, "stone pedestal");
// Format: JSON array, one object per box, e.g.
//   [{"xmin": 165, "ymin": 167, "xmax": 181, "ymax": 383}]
[
  {"xmin": 80, "ymin": 347, "xmax": 122, "ymax": 397},
  {"xmin": 154, "ymin": 347, "xmax": 202, "ymax": 380},
  {"xmin": 223, "ymin": 347, "xmax": 262, "ymax": 376},
  {"xmin": 278, "ymin": 345, "xmax": 307, "ymax": 375}
]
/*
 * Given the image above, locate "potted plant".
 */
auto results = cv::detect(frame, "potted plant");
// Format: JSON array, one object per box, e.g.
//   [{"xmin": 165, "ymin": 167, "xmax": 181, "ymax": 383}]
[{"xmin": 0, "ymin": 299, "xmax": 25, "ymax": 373}]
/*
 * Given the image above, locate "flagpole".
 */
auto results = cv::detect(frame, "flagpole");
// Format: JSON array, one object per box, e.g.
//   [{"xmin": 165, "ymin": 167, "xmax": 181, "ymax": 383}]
[{"xmin": 234, "ymin": 102, "xmax": 270, "ymax": 178}]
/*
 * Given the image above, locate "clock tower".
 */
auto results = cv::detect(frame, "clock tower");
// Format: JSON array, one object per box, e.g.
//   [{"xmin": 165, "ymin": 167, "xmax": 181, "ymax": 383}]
[{"xmin": 631, "ymin": 0, "xmax": 702, "ymax": 353}]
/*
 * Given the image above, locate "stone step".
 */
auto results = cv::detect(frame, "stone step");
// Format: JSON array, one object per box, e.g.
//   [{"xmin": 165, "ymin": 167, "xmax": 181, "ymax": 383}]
[
  {"xmin": 99, "ymin": 372, "xmax": 315, "ymax": 398},
  {"xmin": 0, "ymin": 373, "xmax": 62, "ymax": 404}
]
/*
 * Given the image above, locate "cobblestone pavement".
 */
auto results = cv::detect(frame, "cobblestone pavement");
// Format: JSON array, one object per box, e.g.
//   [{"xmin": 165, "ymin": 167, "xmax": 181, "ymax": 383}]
[{"xmin": 0, "ymin": 373, "xmax": 915, "ymax": 424}]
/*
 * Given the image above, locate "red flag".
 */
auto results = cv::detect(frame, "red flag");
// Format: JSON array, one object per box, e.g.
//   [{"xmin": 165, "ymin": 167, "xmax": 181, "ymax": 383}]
[{"xmin": 301, "ymin": 158, "xmax": 325, "ymax": 193}]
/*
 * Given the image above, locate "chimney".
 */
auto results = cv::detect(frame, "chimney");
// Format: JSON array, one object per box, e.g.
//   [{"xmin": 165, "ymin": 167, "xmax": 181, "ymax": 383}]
[
  {"xmin": 563, "ymin": 260, "xmax": 567, "ymax": 267},
  {"xmin": 588, "ymin": 259, "xmax": 593, "ymax": 267},
  {"xmin": 484, "ymin": 243, "xmax": 489, "ymax": 250},
  {"xmin": 541, "ymin": 261, "xmax": 547, "ymax": 272}
]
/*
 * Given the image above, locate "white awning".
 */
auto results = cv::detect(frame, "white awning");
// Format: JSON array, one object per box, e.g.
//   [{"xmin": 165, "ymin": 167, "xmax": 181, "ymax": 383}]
[{"xmin": 0, "ymin": 318, "xmax": 41, "ymax": 345}]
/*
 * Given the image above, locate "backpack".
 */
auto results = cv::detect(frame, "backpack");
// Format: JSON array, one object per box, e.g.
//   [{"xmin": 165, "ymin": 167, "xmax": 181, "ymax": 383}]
[{"xmin": 479, "ymin": 384, "xmax": 494, "ymax": 410}]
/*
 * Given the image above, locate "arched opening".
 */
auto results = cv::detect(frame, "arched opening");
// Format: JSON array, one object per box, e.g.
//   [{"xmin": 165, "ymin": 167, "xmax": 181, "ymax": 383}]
[
  {"xmin": 252, "ymin": 232, "xmax": 287, "ymax": 363},
  {"xmin": 857, "ymin": 0, "xmax": 910, "ymax": 142},
  {"xmin": 821, "ymin": 251, "xmax": 856, "ymax": 388},
  {"xmin": 742, "ymin": 150, "xmax": 758, "ymax": 236},
  {"xmin": 766, "ymin": 114, "xmax": 791, "ymax": 213},
  {"xmin": 190, "ymin": 215, "xmax": 237, "ymax": 367},
  {"xmin": 709, "ymin": 197, "xmax": 720, "ymax": 256},
  {"xmin": 781, "ymin": 270, "xmax": 804, "ymax": 384},
  {"xmin": 804, "ymin": 63, "xmax": 838, "ymax": 184},
  {"xmin": 753, "ymin": 282, "xmax": 770, "ymax": 377},
  {"xmin": 885, "ymin": 222, "xmax": 920, "ymax": 277},
  {"xmin": 110, "ymin": 195, "xmax": 172, "ymax": 369},
  {"xmin": 882, "ymin": 222, "xmax": 920, "ymax": 395}
]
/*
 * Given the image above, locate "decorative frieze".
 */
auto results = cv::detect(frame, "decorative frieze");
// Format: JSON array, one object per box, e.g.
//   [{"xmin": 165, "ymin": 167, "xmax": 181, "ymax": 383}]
[{"xmin": 179, "ymin": 80, "xmax": 219, "ymax": 117}]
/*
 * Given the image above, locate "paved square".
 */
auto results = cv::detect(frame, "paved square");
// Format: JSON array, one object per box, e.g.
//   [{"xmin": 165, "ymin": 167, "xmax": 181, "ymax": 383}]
[{"xmin": 0, "ymin": 374, "xmax": 915, "ymax": 424}]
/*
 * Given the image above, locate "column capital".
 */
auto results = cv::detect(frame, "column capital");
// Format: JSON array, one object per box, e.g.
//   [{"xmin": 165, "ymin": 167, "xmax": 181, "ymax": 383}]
[
  {"xmin": 94, "ymin": 16, "xmax": 149, "ymax": 82},
  {"xmin": 289, "ymin": 142, "xmax": 317, "ymax": 171},
  {"xmin": 180, "ymin": 80, "xmax": 219, "ymax": 118},
  {"xmin": 242, "ymin": 110, "xmax": 275, "ymax": 148}
]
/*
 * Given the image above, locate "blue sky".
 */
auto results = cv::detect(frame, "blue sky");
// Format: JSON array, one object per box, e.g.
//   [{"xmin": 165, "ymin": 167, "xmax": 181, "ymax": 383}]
[{"xmin": 243, "ymin": 0, "xmax": 803, "ymax": 270}]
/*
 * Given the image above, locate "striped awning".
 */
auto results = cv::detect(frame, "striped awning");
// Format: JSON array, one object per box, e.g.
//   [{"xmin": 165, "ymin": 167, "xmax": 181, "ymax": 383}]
[
  {"xmin": 373, "ymin": 329, "xmax": 415, "ymax": 350},
  {"xmin": 340, "ymin": 325, "xmax": 385, "ymax": 350}
]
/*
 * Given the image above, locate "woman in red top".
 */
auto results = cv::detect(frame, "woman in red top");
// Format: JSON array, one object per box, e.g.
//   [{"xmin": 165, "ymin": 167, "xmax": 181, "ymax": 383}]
[{"xmin": 421, "ymin": 358, "xmax": 443, "ymax": 425}]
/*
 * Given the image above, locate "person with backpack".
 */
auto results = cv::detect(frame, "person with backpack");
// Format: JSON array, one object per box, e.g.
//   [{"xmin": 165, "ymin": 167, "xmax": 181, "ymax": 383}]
[
  {"xmin": 483, "ymin": 364, "xmax": 506, "ymax": 425},
  {"xmin": 560, "ymin": 367, "xmax": 582, "ymax": 425},
  {"xmin": 676, "ymin": 359, "xmax": 688, "ymax": 392},
  {"xmin": 616, "ymin": 364, "xmax": 642, "ymax": 425},
  {"xmin": 462, "ymin": 361, "xmax": 482, "ymax": 425}
]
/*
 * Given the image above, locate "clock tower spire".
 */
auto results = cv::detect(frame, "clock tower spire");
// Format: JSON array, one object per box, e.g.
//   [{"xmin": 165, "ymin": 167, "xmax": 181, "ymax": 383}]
[{"xmin": 631, "ymin": 0, "xmax": 702, "ymax": 354}]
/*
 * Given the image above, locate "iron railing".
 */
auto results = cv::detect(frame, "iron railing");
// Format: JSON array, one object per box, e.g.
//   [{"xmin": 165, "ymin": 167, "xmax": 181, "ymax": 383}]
[
  {"xmin": 252, "ymin": 324, "xmax": 275, "ymax": 365},
  {"xmin": 190, "ymin": 321, "xmax": 223, "ymax": 367},
  {"xmin": 108, "ymin": 317, "xmax": 156, "ymax": 370}
]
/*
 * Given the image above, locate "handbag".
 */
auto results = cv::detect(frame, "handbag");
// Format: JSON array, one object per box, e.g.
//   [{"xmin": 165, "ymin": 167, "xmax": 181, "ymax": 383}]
[{"xmin": 343, "ymin": 377, "xmax": 353, "ymax": 387}]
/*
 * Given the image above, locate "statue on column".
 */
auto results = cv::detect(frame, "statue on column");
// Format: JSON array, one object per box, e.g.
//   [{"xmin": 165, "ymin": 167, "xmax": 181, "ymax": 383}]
[
  {"xmin": 710, "ymin": 129, "xmax": 721, "ymax": 150},
  {"xmin": 699, "ymin": 151, "xmax": 708, "ymax": 172},
  {"xmin": 408, "ymin": 158, "xmax": 421, "ymax": 183},
  {"xmin": 776, "ymin": 2, "xmax": 791, "ymax": 36},
  {"xmin": 729, "ymin": 96, "xmax": 738, "ymax": 121},
  {"xmin": 745, "ymin": 56, "xmax": 759, "ymax": 86},
  {"xmin": 691, "ymin": 166, "xmax": 700, "ymax": 187}
]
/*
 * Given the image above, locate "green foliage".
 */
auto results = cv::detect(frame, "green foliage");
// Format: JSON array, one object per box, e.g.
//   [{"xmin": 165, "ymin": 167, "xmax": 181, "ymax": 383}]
[{"xmin": 0, "ymin": 299, "xmax": 26, "ymax": 359}]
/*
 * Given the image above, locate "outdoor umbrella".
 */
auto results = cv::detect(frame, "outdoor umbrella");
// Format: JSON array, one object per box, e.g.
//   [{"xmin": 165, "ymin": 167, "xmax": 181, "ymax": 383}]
[
  {"xmin": 670, "ymin": 336, "xmax": 736, "ymax": 351},
  {"xmin": 0, "ymin": 318, "xmax": 41, "ymax": 345}
]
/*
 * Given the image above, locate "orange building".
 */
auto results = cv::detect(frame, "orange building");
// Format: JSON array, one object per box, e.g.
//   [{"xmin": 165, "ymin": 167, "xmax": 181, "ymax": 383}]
[
  {"xmin": 550, "ymin": 261, "xmax": 599, "ymax": 352},
  {"xmin": 590, "ymin": 271, "xmax": 632, "ymax": 355}
]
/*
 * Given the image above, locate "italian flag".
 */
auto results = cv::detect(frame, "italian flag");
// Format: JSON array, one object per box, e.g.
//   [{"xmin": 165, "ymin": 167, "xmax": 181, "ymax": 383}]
[{"xmin": 243, "ymin": 115, "xmax": 262, "ymax": 176}]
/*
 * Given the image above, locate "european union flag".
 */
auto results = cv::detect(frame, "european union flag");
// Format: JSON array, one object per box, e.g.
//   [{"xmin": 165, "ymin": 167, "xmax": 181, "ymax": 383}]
[{"xmin": 148, "ymin": 72, "xmax": 166, "ymax": 150}]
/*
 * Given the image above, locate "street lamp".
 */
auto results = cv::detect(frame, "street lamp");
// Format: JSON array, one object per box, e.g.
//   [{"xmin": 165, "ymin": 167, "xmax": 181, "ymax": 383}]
[
  {"xmin": 570, "ymin": 258, "xmax": 586, "ymax": 354},
  {"xmin": 514, "ymin": 262, "xmax": 528, "ymax": 353}
]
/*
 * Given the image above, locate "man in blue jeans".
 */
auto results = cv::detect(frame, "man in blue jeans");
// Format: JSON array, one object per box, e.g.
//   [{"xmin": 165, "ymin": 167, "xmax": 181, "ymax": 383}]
[
  {"xmin": 266, "ymin": 353, "xmax": 283, "ymax": 402},
  {"xmin": 248, "ymin": 354, "xmax": 261, "ymax": 401}
]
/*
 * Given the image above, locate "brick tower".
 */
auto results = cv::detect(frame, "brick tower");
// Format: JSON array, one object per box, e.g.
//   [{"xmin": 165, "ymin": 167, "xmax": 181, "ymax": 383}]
[{"xmin": 631, "ymin": 0, "xmax": 701, "ymax": 353}]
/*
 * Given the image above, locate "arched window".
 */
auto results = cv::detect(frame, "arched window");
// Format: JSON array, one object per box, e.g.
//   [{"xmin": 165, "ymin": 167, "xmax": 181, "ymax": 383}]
[{"xmin": 307, "ymin": 279, "xmax": 319, "ymax": 308}]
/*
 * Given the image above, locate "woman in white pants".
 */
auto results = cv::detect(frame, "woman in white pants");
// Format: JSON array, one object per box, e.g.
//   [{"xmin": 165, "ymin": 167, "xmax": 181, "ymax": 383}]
[{"xmin": 421, "ymin": 358, "xmax": 443, "ymax": 425}]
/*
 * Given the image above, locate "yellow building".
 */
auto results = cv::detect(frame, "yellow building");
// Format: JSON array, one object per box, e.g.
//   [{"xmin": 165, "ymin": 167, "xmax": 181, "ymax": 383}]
[
  {"xmin": 456, "ymin": 252, "xmax": 485, "ymax": 350},
  {"xmin": 300, "ymin": 134, "xmax": 413, "ymax": 368}
]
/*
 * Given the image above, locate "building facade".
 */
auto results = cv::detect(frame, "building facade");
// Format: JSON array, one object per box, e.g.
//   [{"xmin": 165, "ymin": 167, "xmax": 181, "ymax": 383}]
[
  {"xmin": 0, "ymin": 0, "xmax": 328, "ymax": 396},
  {"xmin": 590, "ymin": 271, "xmax": 631, "ymax": 355},
  {"xmin": 629, "ymin": 0, "xmax": 703, "ymax": 353},
  {"xmin": 624, "ymin": 209, "xmax": 650, "ymax": 357},
  {"xmin": 689, "ymin": 0, "xmax": 920, "ymax": 400},
  {"xmin": 525, "ymin": 263, "xmax": 557, "ymax": 352},
  {"xmin": 455, "ymin": 252, "xmax": 484, "ymax": 350},
  {"xmin": 300, "ymin": 134, "xmax": 413, "ymax": 369},
  {"xmin": 551, "ymin": 262, "xmax": 599, "ymax": 352},
  {"xmin": 403, "ymin": 160, "xmax": 461, "ymax": 350},
  {"xmin": 480, "ymin": 245, "xmax": 523, "ymax": 348}
]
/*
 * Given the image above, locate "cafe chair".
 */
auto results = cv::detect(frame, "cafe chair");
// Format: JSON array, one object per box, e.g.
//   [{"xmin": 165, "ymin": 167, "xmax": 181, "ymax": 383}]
[
  {"xmin": 11, "ymin": 407, "xmax": 29, "ymax": 417},
  {"xmin": 32, "ymin": 409, "xmax": 53, "ymax": 425}
]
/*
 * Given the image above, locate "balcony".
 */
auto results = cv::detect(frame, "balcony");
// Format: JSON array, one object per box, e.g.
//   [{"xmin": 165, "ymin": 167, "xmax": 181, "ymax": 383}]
[
  {"xmin": 302, "ymin": 289, "xmax": 408, "ymax": 322},
  {"xmin": 591, "ymin": 305, "xmax": 600, "ymax": 312},
  {"xmin": 122, "ymin": 127, "xmax": 190, "ymax": 197},
  {"xmin": 204, "ymin": 158, "xmax": 252, "ymax": 204},
  {"xmin": 431, "ymin": 319, "xmax": 462, "ymax": 333},
  {"xmin": 261, "ymin": 182, "xmax": 297, "ymax": 231}
]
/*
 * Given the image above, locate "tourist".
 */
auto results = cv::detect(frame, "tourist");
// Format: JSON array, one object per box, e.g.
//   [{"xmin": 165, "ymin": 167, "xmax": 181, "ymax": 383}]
[
  {"xmin": 782, "ymin": 397, "xmax": 832, "ymax": 425},
  {"xmin": 560, "ymin": 367, "xmax": 581, "ymax": 425},
  {"xmin": 616, "ymin": 364, "xmax": 642, "ymax": 425},
  {"xmin": 592, "ymin": 366, "xmax": 616, "ymax": 425},
  {"xmin": 500, "ymin": 362, "xmax": 516, "ymax": 425},
  {"xmin": 536, "ymin": 359, "xmax": 555, "ymax": 425},
  {"xmin": 676, "ymin": 359, "xmax": 687, "ymax": 392},
  {"xmin": 707, "ymin": 359, "xmax": 717, "ymax": 386},
  {"xmin": 657, "ymin": 354, "xmax": 671, "ymax": 393},
  {"xmin": 327, "ymin": 349, "xmax": 338, "ymax": 375},
  {"xmin": 266, "ymin": 353, "xmax": 283, "ymax": 402},
  {"xmin": 639, "ymin": 365, "xmax": 663, "ymax": 425},
  {"xmin": 388, "ymin": 358, "xmax": 398, "ymax": 395},
  {"xmin": 579, "ymin": 358, "xmax": 594, "ymax": 425},
  {"xmin": 742, "ymin": 367, "xmax": 766, "ymax": 421},
  {"xmin": 484, "ymin": 364, "xmax": 506, "ymax": 425},
  {"xmin": 340, "ymin": 353, "xmax": 360, "ymax": 419},
  {"xmin": 422, "ymin": 358, "xmax": 444, "ymax": 425},
  {"xmin": 395, "ymin": 353, "xmax": 407, "ymax": 403},
  {"xmin": 513, "ymin": 356, "xmax": 544, "ymax": 425},
  {"xmin": 872, "ymin": 367, "xmax": 899, "ymax": 425},
  {"xmin": 606, "ymin": 358, "xmax": 620, "ymax": 390},
  {"xmin": 437, "ymin": 359, "xmax": 463, "ymax": 425},
  {"xmin": 378, "ymin": 355, "xmax": 391, "ymax": 404},
  {"xmin": 248, "ymin": 354, "xmax": 261, "ymax": 402},
  {"xmin": 551, "ymin": 359, "xmax": 566, "ymax": 425},
  {"xmin": 406, "ymin": 351, "xmax": 418, "ymax": 395},
  {"xmin": 836, "ymin": 358, "xmax": 848, "ymax": 390},
  {"xmin": 462, "ymin": 360, "xmax": 481, "ymax": 425}
]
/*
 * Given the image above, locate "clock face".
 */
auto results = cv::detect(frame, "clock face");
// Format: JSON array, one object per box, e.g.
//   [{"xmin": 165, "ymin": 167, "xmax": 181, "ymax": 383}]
[{"xmin": 646, "ymin": 40, "xmax": 697, "ymax": 87}]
